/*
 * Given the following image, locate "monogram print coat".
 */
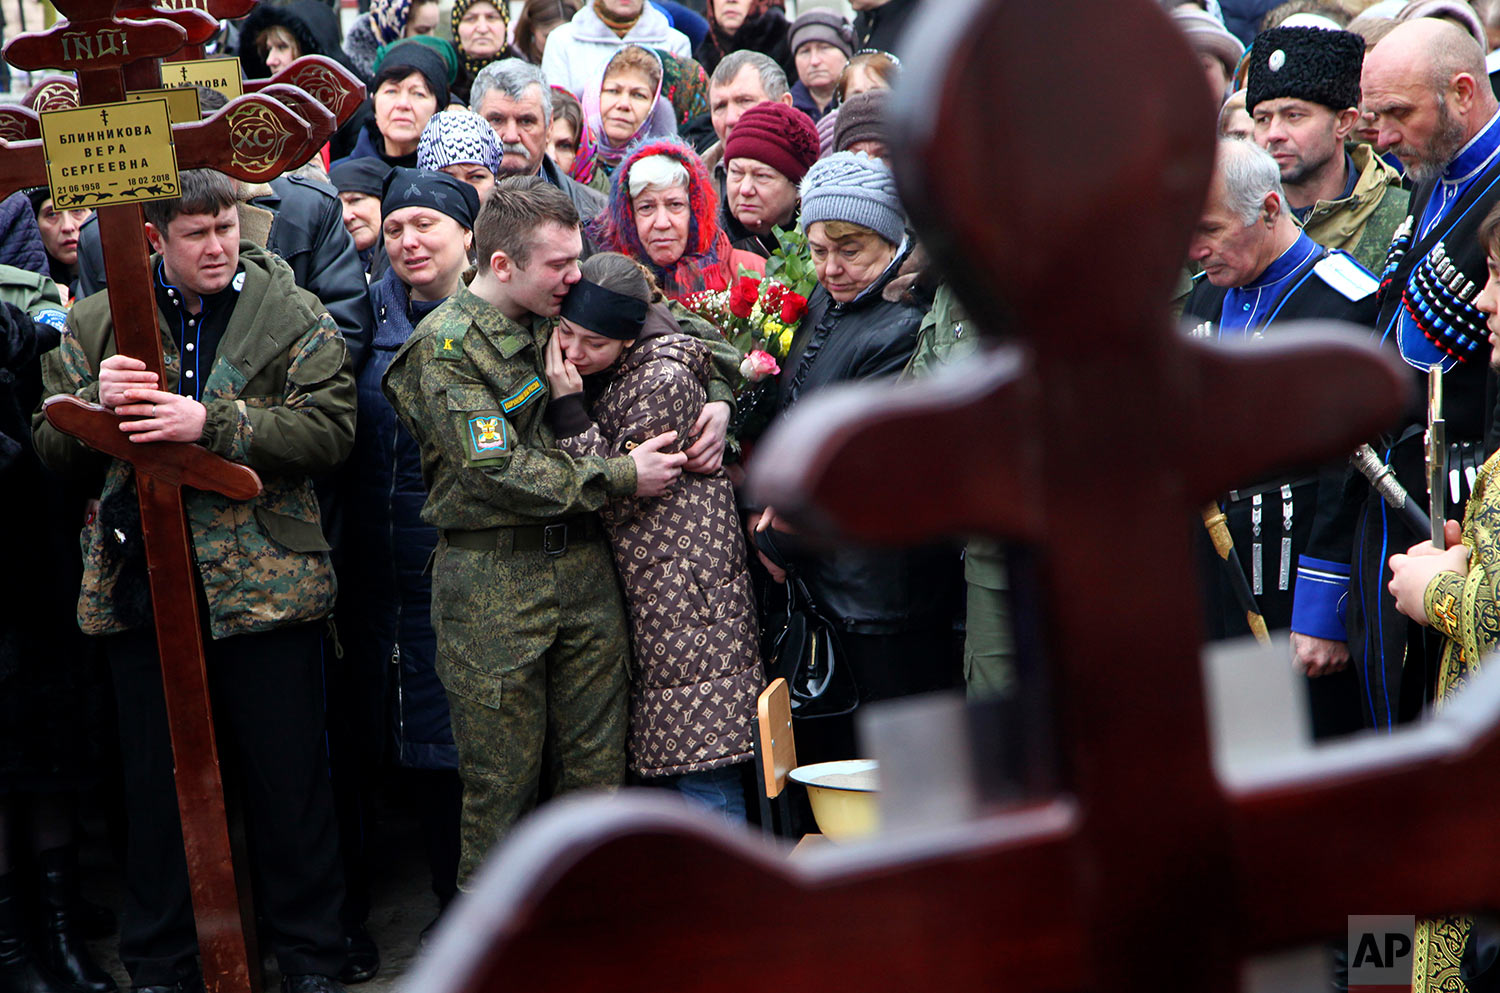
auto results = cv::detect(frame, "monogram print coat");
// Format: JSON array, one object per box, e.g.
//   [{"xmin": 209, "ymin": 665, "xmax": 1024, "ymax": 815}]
[{"xmin": 556, "ymin": 304, "xmax": 762, "ymax": 777}]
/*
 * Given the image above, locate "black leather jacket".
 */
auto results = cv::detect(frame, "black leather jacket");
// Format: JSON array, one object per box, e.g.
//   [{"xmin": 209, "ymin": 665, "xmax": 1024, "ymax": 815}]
[{"xmin": 770, "ymin": 242, "xmax": 961, "ymax": 634}]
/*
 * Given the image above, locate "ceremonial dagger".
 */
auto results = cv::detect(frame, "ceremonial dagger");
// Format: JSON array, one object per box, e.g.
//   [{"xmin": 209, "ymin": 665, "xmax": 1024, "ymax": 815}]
[
  {"xmin": 1350, "ymin": 444, "xmax": 1433, "ymax": 538},
  {"xmin": 1428, "ymin": 364, "xmax": 1447, "ymax": 549},
  {"xmin": 1200, "ymin": 503, "xmax": 1271, "ymax": 645}
]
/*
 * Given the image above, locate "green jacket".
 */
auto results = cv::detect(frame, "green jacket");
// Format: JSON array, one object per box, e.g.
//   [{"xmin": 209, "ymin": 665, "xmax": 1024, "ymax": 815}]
[
  {"xmin": 1298, "ymin": 143, "xmax": 1410, "ymax": 275},
  {"xmin": 0, "ymin": 264, "xmax": 63, "ymax": 321},
  {"xmin": 382, "ymin": 284, "xmax": 640, "ymax": 530},
  {"xmin": 901, "ymin": 281, "xmax": 1005, "ymax": 591},
  {"xmin": 32, "ymin": 243, "xmax": 356, "ymax": 639},
  {"xmin": 904, "ymin": 282, "xmax": 979, "ymax": 379}
]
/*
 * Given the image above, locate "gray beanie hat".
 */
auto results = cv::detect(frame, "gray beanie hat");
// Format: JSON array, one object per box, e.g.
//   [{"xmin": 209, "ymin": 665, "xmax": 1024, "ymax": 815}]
[{"xmin": 799, "ymin": 151, "xmax": 905, "ymax": 246}]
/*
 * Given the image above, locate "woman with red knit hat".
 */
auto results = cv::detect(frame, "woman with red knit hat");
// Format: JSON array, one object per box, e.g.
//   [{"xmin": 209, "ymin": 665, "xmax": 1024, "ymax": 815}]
[
  {"xmin": 589, "ymin": 134, "xmax": 766, "ymax": 300},
  {"xmin": 721, "ymin": 100, "xmax": 818, "ymax": 255}
]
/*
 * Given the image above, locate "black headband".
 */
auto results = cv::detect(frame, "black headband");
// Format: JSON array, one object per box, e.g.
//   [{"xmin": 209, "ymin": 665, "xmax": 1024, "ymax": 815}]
[
  {"xmin": 559, "ymin": 279, "xmax": 649, "ymax": 340},
  {"xmin": 380, "ymin": 167, "xmax": 480, "ymax": 229}
]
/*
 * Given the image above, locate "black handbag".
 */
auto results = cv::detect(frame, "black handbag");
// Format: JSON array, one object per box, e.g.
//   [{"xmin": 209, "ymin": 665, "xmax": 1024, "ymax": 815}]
[{"xmin": 756, "ymin": 528, "xmax": 859, "ymax": 719}]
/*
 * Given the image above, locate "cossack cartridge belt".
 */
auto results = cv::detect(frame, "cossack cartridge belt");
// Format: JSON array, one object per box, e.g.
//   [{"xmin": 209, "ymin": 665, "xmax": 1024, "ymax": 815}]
[{"xmin": 443, "ymin": 515, "xmax": 605, "ymax": 555}]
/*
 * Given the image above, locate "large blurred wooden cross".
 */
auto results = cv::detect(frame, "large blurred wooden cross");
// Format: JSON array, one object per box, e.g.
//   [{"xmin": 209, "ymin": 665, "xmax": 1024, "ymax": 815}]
[
  {"xmin": 1, "ymin": 5, "xmax": 361, "ymax": 990},
  {"xmin": 396, "ymin": 1, "xmax": 1500, "ymax": 990}
]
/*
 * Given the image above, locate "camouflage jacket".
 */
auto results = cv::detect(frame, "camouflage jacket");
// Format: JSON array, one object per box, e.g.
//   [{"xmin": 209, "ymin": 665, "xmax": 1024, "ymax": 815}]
[
  {"xmin": 1298, "ymin": 143, "xmax": 1410, "ymax": 275},
  {"xmin": 31, "ymin": 243, "xmax": 356, "ymax": 639},
  {"xmin": 381, "ymin": 284, "xmax": 640, "ymax": 529}
]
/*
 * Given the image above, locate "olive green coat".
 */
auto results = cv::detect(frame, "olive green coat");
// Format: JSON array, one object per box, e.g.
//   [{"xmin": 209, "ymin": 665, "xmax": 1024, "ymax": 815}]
[
  {"xmin": 0, "ymin": 264, "xmax": 63, "ymax": 320},
  {"xmin": 31, "ymin": 243, "xmax": 355, "ymax": 639},
  {"xmin": 1297, "ymin": 143, "xmax": 1409, "ymax": 275}
]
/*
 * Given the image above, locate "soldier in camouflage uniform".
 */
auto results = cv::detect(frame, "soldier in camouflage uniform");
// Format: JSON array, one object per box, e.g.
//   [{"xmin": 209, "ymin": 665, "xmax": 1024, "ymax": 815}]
[
  {"xmin": 31, "ymin": 170, "xmax": 354, "ymax": 993},
  {"xmin": 382, "ymin": 176, "xmax": 701, "ymax": 886}
]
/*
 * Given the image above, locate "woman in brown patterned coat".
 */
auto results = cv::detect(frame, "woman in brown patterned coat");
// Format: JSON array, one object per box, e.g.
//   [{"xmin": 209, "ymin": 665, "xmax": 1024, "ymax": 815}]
[{"xmin": 543, "ymin": 252, "xmax": 762, "ymax": 820}]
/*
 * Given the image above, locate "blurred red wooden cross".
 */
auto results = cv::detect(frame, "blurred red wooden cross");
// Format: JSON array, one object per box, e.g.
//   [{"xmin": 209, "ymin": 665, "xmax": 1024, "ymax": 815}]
[{"xmin": 397, "ymin": 1, "xmax": 1500, "ymax": 991}]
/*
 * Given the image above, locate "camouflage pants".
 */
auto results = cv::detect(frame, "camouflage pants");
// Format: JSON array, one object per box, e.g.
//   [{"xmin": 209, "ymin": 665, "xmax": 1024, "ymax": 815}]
[{"xmin": 432, "ymin": 536, "xmax": 629, "ymax": 887}]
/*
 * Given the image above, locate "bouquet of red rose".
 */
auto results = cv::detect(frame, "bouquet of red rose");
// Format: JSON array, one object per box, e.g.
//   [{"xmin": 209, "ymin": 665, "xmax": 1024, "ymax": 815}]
[
  {"xmin": 680, "ymin": 227, "xmax": 817, "ymax": 442},
  {"xmin": 681, "ymin": 227, "xmax": 816, "ymax": 386}
]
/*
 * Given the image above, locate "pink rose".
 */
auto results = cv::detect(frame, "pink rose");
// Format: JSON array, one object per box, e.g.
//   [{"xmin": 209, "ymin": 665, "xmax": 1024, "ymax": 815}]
[{"xmin": 739, "ymin": 349, "xmax": 781, "ymax": 382}]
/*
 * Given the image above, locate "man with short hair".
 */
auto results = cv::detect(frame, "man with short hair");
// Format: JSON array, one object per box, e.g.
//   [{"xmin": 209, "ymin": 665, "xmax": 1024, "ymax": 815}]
[
  {"xmin": 703, "ymin": 50, "xmax": 794, "ymax": 174},
  {"xmin": 703, "ymin": 51, "xmax": 795, "ymax": 250},
  {"xmin": 1324, "ymin": 17, "xmax": 1500, "ymax": 730},
  {"xmin": 540, "ymin": 0, "xmax": 690, "ymax": 102},
  {"xmin": 32, "ymin": 168, "xmax": 355, "ymax": 993},
  {"xmin": 1184, "ymin": 138, "xmax": 1377, "ymax": 739},
  {"xmin": 469, "ymin": 59, "xmax": 607, "ymax": 227},
  {"xmin": 1246, "ymin": 25, "xmax": 1408, "ymax": 273},
  {"xmin": 381, "ymin": 177, "xmax": 687, "ymax": 882}
]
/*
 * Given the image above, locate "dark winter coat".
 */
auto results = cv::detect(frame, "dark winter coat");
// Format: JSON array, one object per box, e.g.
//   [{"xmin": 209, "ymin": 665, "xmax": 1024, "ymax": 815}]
[
  {"xmin": 790, "ymin": 80, "xmax": 833, "ymax": 124},
  {"xmin": 237, "ymin": 0, "xmax": 365, "ymax": 159},
  {"xmin": 853, "ymin": 0, "xmax": 921, "ymax": 57},
  {"xmin": 554, "ymin": 304, "xmax": 761, "ymax": 777},
  {"xmin": 0, "ymin": 193, "xmax": 48, "ymax": 279},
  {"xmin": 772, "ymin": 241, "xmax": 962, "ymax": 635},
  {"xmin": 0, "ymin": 294, "xmax": 105, "ymax": 791},
  {"xmin": 338, "ymin": 117, "xmax": 419, "ymax": 170},
  {"xmin": 238, "ymin": 0, "xmax": 353, "ymax": 81},
  {"xmin": 339, "ymin": 267, "xmax": 454, "ymax": 770},
  {"xmin": 694, "ymin": 5, "xmax": 791, "ymax": 77}
]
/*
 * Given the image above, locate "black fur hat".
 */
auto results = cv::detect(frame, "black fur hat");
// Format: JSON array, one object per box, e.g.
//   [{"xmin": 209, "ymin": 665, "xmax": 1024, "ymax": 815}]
[{"xmin": 1246, "ymin": 26, "xmax": 1364, "ymax": 114}]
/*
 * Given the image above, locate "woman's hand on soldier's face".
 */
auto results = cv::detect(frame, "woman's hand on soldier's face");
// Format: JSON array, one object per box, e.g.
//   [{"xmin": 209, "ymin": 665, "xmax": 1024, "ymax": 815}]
[{"xmin": 544, "ymin": 329, "xmax": 583, "ymax": 397}]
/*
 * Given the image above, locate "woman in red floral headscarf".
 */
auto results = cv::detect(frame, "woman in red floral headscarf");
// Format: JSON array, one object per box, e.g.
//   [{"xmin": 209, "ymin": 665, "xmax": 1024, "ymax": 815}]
[{"xmin": 588, "ymin": 134, "xmax": 765, "ymax": 300}]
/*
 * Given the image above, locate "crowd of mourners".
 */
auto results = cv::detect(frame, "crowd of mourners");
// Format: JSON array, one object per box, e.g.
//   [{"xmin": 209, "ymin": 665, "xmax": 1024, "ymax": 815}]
[{"xmin": 7, "ymin": 0, "xmax": 1500, "ymax": 989}]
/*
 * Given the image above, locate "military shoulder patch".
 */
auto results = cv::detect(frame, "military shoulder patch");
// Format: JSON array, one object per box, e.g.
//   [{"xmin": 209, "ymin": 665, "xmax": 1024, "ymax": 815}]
[
  {"xmin": 500, "ymin": 375, "xmax": 544, "ymax": 414},
  {"xmin": 1314, "ymin": 253, "xmax": 1378, "ymax": 302},
  {"xmin": 33, "ymin": 308, "xmax": 68, "ymax": 331},
  {"xmin": 435, "ymin": 324, "xmax": 470, "ymax": 359},
  {"xmin": 467, "ymin": 413, "xmax": 510, "ymax": 459}
]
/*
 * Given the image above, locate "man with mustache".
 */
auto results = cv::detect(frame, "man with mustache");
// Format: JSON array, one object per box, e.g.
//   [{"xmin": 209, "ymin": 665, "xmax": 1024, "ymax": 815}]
[
  {"xmin": 1323, "ymin": 17, "xmax": 1500, "ymax": 732},
  {"xmin": 470, "ymin": 59, "xmax": 608, "ymax": 232},
  {"xmin": 1246, "ymin": 24, "xmax": 1408, "ymax": 274}
]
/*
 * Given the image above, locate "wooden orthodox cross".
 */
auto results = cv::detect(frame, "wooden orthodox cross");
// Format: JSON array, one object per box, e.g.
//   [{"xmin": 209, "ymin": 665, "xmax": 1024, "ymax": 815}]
[
  {"xmin": 0, "ymin": 5, "xmax": 362, "ymax": 990},
  {"xmin": 397, "ymin": 1, "xmax": 1500, "ymax": 991}
]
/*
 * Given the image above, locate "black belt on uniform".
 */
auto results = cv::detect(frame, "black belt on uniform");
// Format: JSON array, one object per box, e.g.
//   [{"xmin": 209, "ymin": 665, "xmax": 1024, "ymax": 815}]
[
  {"xmin": 443, "ymin": 515, "xmax": 605, "ymax": 556},
  {"xmin": 1227, "ymin": 475, "xmax": 1318, "ymax": 502}
]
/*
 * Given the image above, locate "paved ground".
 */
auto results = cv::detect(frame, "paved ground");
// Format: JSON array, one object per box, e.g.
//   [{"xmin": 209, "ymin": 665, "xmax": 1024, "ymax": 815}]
[{"xmin": 82, "ymin": 799, "xmax": 438, "ymax": 993}]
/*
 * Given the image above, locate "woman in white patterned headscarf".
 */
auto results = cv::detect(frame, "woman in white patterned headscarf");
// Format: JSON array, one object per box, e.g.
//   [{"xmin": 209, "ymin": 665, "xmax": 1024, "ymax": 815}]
[{"xmin": 417, "ymin": 108, "xmax": 505, "ymax": 202}]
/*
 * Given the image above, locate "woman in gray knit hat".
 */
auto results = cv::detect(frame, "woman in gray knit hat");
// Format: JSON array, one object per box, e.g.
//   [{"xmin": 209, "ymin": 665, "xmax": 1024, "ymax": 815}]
[{"xmin": 747, "ymin": 150, "xmax": 963, "ymax": 763}]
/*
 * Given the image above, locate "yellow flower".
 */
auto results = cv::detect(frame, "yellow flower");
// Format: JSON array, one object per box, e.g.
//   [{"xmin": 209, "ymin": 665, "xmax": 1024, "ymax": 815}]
[
  {"xmin": 778, "ymin": 328, "xmax": 794, "ymax": 356},
  {"xmin": 763, "ymin": 319, "xmax": 784, "ymax": 338}
]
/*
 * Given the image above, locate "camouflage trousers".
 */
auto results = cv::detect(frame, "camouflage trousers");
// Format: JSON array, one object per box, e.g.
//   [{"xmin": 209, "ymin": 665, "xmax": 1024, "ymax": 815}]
[{"xmin": 432, "ymin": 534, "xmax": 629, "ymax": 887}]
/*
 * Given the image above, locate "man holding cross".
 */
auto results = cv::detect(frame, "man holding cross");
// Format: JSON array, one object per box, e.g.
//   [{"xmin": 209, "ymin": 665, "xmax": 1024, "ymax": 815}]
[{"xmin": 32, "ymin": 169, "xmax": 355, "ymax": 993}]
